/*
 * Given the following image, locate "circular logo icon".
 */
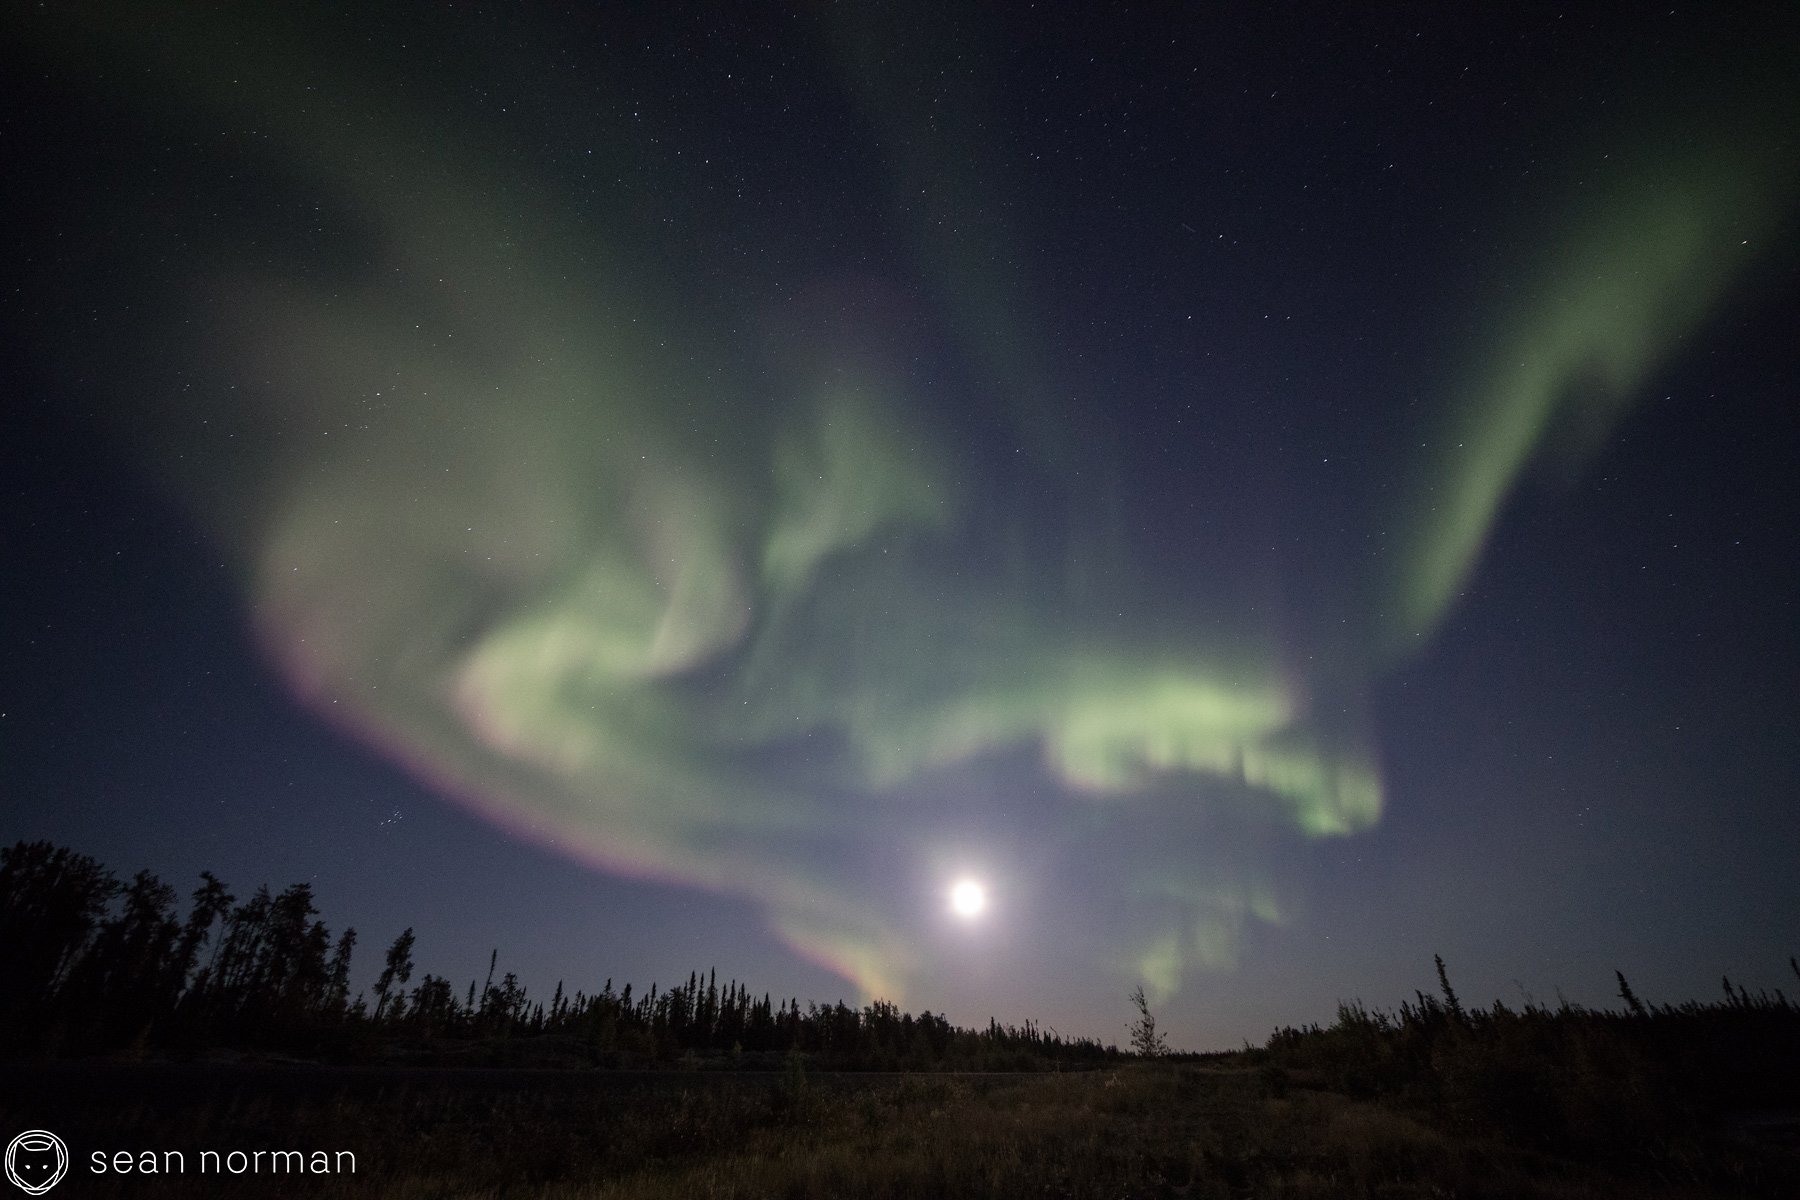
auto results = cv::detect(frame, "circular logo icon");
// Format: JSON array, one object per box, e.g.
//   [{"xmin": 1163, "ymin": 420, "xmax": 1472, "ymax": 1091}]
[{"xmin": 5, "ymin": 1131, "xmax": 69, "ymax": 1195}]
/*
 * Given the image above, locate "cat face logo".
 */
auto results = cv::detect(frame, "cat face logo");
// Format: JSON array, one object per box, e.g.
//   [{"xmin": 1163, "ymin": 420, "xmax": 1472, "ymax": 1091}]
[{"xmin": 5, "ymin": 1131, "xmax": 68, "ymax": 1195}]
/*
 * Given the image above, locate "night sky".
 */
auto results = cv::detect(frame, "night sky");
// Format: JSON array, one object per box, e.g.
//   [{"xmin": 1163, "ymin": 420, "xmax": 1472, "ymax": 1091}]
[{"xmin": 4, "ymin": 3, "xmax": 1797, "ymax": 1051}]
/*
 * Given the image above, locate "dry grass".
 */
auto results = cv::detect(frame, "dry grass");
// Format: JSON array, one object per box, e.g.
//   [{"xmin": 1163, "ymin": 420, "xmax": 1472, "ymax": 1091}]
[{"xmin": 4, "ymin": 1063, "xmax": 1793, "ymax": 1198}]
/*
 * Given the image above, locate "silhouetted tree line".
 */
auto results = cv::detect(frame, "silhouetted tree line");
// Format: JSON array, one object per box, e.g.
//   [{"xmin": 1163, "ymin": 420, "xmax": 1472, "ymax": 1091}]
[
  {"xmin": 0, "ymin": 841, "xmax": 1117, "ymax": 1069},
  {"xmin": 1256, "ymin": 953, "xmax": 1800, "ymax": 1159}
]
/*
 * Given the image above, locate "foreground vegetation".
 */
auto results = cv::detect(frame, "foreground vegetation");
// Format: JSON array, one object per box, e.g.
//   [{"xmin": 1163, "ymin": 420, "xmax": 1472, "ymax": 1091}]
[
  {"xmin": 4, "ymin": 1056, "xmax": 1795, "ymax": 1199},
  {"xmin": 1253, "ymin": 955, "xmax": 1800, "ymax": 1169},
  {"xmin": 5, "ymin": 840, "xmax": 1798, "ymax": 1195}
]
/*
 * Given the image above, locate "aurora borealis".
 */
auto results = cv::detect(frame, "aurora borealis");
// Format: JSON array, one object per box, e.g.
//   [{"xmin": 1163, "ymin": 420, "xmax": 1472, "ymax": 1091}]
[{"xmin": 4, "ymin": 4, "xmax": 1798, "ymax": 1046}]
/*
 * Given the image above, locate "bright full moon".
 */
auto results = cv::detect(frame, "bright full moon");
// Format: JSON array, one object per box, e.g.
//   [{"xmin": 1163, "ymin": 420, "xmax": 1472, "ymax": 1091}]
[{"xmin": 949, "ymin": 879, "xmax": 987, "ymax": 919}]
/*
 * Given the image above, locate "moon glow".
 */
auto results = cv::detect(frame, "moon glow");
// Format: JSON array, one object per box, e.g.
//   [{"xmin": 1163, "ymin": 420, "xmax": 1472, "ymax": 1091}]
[{"xmin": 949, "ymin": 879, "xmax": 987, "ymax": 919}]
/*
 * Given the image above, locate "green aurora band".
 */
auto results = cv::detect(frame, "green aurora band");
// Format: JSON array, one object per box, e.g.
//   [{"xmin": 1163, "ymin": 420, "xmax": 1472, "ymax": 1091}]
[
  {"xmin": 15, "ymin": 8, "xmax": 1795, "ymax": 1004},
  {"xmin": 1385, "ymin": 133, "xmax": 1796, "ymax": 651}
]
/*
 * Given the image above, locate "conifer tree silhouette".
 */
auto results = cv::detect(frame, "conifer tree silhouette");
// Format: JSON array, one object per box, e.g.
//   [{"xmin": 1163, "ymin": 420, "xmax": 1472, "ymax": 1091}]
[
  {"xmin": 1128, "ymin": 985, "xmax": 1168, "ymax": 1057},
  {"xmin": 374, "ymin": 928, "xmax": 416, "ymax": 1020}
]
